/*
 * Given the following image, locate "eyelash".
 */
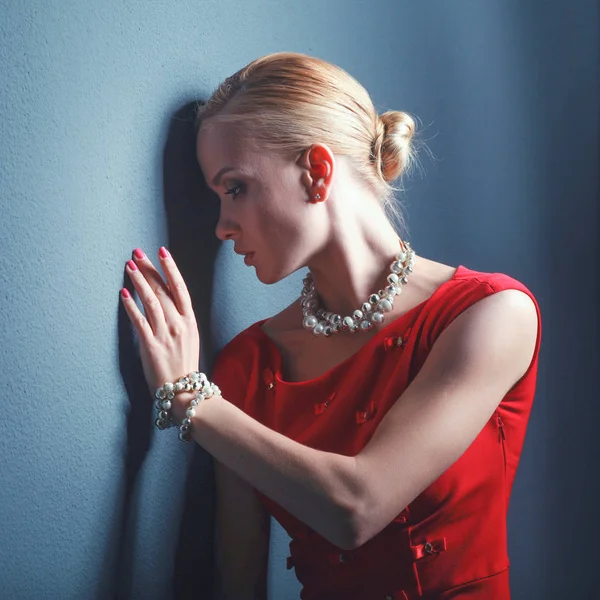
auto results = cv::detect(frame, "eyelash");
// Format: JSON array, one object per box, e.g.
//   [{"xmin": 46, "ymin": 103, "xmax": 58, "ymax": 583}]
[{"xmin": 224, "ymin": 184, "xmax": 243, "ymax": 199}]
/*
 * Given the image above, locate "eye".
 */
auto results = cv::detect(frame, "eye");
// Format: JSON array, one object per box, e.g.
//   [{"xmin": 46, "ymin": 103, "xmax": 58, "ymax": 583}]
[{"xmin": 224, "ymin": 182, "xmax": 244, "ymax": 200}]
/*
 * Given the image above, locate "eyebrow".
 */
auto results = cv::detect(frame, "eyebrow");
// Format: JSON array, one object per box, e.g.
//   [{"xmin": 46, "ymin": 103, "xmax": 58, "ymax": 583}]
[{"xmin": 211, "ymin": 166, "xmax": 236, "ymax": 187}]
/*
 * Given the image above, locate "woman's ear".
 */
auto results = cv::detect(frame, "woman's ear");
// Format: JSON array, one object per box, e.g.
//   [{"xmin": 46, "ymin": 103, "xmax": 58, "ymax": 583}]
[{"xmin": 297, "ymin": 144, "xmax": 335, "ymax": 203}]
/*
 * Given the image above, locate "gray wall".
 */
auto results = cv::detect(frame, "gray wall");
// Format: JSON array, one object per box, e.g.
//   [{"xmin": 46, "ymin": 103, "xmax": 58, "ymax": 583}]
[{"xmin": 0, "ymin": 1, "xmax": 597, "ymax": 599}]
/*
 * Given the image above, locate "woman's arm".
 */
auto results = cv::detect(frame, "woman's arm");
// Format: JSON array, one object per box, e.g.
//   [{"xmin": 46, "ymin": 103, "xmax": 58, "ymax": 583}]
[
  {"xmin": 182, "ymin": 289, "xmax": 538, "ymax": 550},
  {"xmin": 213, "ymin": 460, "xmax": 270, "ymax": 600},
  {"xmin": 178, "ymin": 387, "xmax": 356, "ymax": 550}
]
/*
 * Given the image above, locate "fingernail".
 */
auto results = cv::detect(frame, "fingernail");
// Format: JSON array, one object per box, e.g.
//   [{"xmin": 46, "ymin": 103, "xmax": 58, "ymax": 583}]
[
  {"xmin": 121, "ymin": 288, "xmax": 131, "ymax": 298},
  {"xmin": 133, "ymin": 248, "xmax": 145, "ymax": 260},
  {"xmin": 127, "ymin": 260, "xmax": 137, "ymax": 271},
  {"xmin": 159, "ymin": 247, "xmax": 170, "ymax": 259}
]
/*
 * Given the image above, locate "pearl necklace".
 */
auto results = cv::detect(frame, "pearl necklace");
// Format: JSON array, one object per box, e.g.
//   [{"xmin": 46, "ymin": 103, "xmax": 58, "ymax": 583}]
[{"xmin": 301, "ymin": 240, "xmax": 416, "ymax": 336}]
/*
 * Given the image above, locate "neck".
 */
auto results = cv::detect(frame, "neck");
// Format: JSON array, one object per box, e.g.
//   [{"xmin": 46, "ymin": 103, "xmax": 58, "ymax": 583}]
[{"xmin": 306, "ymin": 214, "xmax": 409, "ymax": 318}]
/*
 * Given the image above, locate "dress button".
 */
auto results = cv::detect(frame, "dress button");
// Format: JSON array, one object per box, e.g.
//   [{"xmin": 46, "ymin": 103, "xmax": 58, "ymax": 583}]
[
  {"xmin": 267, "ymin": 382, "xmax": 275, "ymax": 390},
  {"xmin": 423, "ymin": 541, "xmax": 434, "ymax": 554},
  {"xmin": 338, "ymin": 553, "xmax": 347, "ymax": 563}
]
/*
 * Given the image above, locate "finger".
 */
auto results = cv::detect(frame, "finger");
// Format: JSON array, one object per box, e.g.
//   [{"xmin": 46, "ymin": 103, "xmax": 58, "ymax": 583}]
[
  {"xmin": 125, "ymin": 259, "xmax": 168, "ymax": 337},
  {"xmin": 156, "ymin": 247, "xmax": 194, "ymax": 318},
  {"xmin": 120, "ymin": 287, "xmax": 155, "ymax": 343},
  {"xmin": 131, "ymin": 248, "xmax": 183, "ymax": 324}
]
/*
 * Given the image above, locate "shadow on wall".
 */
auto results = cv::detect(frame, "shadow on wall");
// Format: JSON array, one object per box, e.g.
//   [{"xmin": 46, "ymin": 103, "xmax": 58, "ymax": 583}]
[
  {"xmin": 114, "ymin": 101, "xmax": 223, "ymax": 600},
  {"xmin": 165, "ymin": 102, "xmax": 223, "ymax": 600}
]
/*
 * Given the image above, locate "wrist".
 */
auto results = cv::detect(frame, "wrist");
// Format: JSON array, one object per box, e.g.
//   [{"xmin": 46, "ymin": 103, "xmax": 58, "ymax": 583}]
[
  {"xmin": 171, "ymin": 391, "xmax": 198, "ymax": 424},
  {"xmin": 153, "ymin": 371, "xmax": 221, "ymax": 443}
]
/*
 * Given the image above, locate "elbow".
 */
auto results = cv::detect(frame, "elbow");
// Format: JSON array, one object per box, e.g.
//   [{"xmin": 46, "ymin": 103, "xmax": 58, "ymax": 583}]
[
  {"xmin": 333, "ymin": 511, "xmax": 361, "ymax": 551},
  {"xmin": 334, "ymin": 503, "xmax": 372, "ymax": 551},
  {"xmin": 330, "ymin": 458, "xmax": 408, "ymax": 550},
  {"xmin": 328, "ymin": 457, "xmax": 373, "ymax": 551},
  {"xmin": 337, "ymin": 477, "xmax": 385, "ymax": 550},
  {"xmin": 343, "ymin": 486, "xmax": 412, "ymax": 550}
]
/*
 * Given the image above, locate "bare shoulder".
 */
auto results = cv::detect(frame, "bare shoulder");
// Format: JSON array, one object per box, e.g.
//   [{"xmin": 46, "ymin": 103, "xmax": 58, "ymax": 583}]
[
  {"xmin": 430, "ymin": 287, "xmax": 539, "ymax": 383},
  {"xmin": 458, "ymin": 287, "xmax": 538, "ymax": 334}
]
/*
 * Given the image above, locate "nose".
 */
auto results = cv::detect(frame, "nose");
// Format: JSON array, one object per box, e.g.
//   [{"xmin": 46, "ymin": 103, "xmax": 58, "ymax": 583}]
[{"xmin": 214, "ymin": 206, "xmax": 238, "ymax": 241}]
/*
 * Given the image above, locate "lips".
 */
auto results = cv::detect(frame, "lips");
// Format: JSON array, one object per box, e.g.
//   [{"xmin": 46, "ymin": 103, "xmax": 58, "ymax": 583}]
[{"xmin": 244, "ymin": 252, "xmax": 255, "ymax": 265}]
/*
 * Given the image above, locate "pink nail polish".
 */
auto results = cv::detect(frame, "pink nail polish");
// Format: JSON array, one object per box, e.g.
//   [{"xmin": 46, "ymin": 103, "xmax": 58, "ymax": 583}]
[
  {"xmin": 121, "ymin": 288, "xmax": 131, "ymax": 298},
  {"xmin": 133, "ymin": 248, "xmax": 145, "ymax": 260},
  {"xmin": 127, "ymin": 260, "xmax": 137, "ymax": 271},
  {"xmin": 159, "ymin": 247, "xmax": 170, "ymax": 259}
]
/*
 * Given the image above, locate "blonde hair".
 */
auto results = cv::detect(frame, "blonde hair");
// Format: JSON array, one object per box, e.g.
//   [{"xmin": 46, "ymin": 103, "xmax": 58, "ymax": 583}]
[{"xmin": 196, "ymin": 52, "xmax": 421, "ymax": 233}]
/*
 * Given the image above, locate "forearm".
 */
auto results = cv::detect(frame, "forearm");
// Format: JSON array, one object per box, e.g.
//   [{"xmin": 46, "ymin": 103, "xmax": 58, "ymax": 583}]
[{"xmin": 175, "ymin": 392, "xmax": 360, "ymax": 549}]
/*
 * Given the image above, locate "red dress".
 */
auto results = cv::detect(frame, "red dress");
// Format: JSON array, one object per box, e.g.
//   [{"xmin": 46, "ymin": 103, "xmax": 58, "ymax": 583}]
[{"xmin": 211, "ymin": 265, "xmax": 542, "ymax": 599}]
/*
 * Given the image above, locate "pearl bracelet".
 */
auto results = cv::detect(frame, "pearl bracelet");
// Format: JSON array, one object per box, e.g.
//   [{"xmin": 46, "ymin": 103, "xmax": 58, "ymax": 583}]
[{"xmin": 154, "ymin": 371, "xmax": 220, "ymax": 443}]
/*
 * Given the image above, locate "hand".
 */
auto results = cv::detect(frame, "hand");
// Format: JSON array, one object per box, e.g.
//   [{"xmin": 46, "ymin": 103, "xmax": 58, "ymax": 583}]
[{"xmin": 120, "ymin": 247, "xmax": 200, "ymax": 400}]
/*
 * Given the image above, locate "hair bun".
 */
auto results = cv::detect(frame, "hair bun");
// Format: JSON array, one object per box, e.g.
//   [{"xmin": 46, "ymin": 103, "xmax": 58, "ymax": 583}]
[{"xmin": 373, "ymin": 111, "xmax": 416, "ymax": 183}]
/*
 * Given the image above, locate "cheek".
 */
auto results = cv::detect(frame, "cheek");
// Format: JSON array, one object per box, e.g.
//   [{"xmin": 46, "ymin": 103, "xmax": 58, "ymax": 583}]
[
  {"xmin": 262, "ymin": 183, "xmax": 306, "ymax": 228},
  {"xmin": 249, "ymin": 174, "xmax": 313, "ymax": 251}
]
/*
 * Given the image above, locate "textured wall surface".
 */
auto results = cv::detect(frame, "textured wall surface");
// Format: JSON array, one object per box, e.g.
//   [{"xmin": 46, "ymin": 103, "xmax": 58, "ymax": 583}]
[{"xmin": 0, "ymin": 1, "xmax": 597, "ymax": 599}]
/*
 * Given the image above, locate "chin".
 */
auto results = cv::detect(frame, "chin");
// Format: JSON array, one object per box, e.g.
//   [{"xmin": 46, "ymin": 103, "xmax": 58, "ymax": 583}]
[
  {"xmin": 254, "ymin": 262, "xmax": 295, "ymax": 286},
  {"xmin": 255, "ymin": 269, "xmax": 284, "ymax": 286}
]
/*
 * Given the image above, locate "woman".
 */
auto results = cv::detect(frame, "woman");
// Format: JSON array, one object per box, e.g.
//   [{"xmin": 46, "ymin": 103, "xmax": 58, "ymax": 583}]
[{"xmin": 120, "ymin": 52, "xmax": 541, "ymax": 599}]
